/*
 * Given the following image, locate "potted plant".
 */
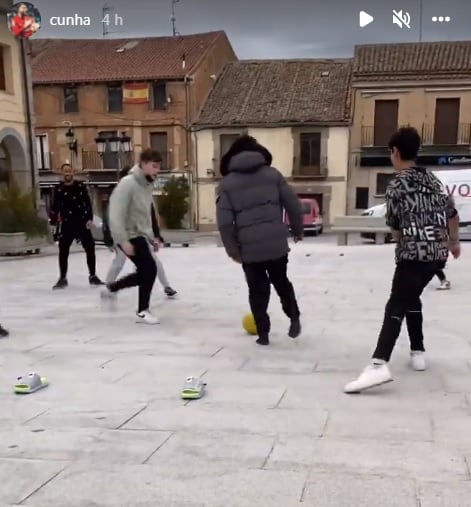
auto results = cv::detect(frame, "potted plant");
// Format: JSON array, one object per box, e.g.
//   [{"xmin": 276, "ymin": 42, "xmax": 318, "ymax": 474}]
[
  {"xmin": 157, "ymin": 176, "xmax": 195, "ymax": 246},
  {"xmin": 0, "ymin": 184, "xmax": 50, "ymax": 255},
  {"xmin": 158, "ymin": 176, "xmax": 190, "ymax": 229}
]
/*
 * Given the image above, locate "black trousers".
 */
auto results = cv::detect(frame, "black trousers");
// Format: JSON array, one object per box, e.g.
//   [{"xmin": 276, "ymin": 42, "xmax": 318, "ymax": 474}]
[
  {"xmin": 58, "ymin": 223, "xmax": 96, "ymax": 278},
  {"xmin": 242, "ymin": 255, "xmax": 300, "ymax": 337},
  {"xmin": 373, "ymin": 260, "xmax": 441, "ymax": 362},
  {"xmin": 435, "ymin": 260, "xmax": 447, "ymax": 282},
  {"xmin": 109, "ymin": 236, "xmax": 157, "ymax": 313}
]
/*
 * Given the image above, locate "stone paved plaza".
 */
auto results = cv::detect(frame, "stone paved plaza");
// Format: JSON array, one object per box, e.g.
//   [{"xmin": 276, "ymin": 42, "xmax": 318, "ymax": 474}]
[{"xmin": 1, "ymin": 239, "xmax": 471, "ymax": 506}]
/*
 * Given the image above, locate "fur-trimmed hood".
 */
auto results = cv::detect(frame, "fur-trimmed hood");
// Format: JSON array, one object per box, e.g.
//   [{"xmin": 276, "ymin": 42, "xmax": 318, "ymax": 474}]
[{"xmin": 219, "ymin": 135, "xmax": 272, "ymax": 176}]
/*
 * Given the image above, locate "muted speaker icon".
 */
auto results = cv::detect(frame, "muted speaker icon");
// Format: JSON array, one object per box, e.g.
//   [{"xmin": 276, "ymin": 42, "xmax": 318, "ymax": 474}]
[{"xmin": 393, "ymin": 9, "xmax": 411, "ymax": 28}]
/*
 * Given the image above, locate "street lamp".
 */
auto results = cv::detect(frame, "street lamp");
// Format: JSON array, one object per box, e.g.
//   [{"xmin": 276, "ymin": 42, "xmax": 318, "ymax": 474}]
[
  {"xmin": 94, "ymin": 139, "xmax": 105, "ymax": 154},
  {"xmin": 120, "ymin": 132, "xmax": 133, "ymax": 153},
  {"xmin": 65, "ymin": 128, "xmax": 77, "ymax": 153},
  {"xmin": 94, "ymin": 132, "xmax": 133, "ymax": 184}
]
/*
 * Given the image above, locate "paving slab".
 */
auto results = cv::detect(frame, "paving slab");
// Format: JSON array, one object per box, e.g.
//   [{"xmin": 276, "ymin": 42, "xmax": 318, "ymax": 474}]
[
  {"xmin": 21, "ymin": 465, "xmax": 307, "ymax": 507},
  {"xmin": 266, "ymin": 436, "xmax": 467, "ymax": 480},
  {"xmin": 0, "ymin": 240, "xmax": 470, "ymax": 504},
  {"xmin": 0, "ymin": 427, "xmax": 172, "ymax": 464},
  {"xmin": 145, "ymin": 429, "xmax": 275, "ymax": 469},
  {"xmin": 417, "ymin": 480, "xmax": 471, "ymax": 507},
  {"xmin": 0, "ymin": 458, "xmax": 64, "ymax": 505},
  {"xmin": 124, "ymin": 403, "xmax": 329, "ymax": 436},
  {"xmin": 302, "ymin": 472, "xmax": 417, "ymax": 506}
]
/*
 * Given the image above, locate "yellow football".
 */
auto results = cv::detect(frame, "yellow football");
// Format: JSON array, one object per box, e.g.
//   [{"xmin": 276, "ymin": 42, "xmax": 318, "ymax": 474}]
[{"xmin": 242, "ymin": 313, "xmax": 257, "ymax": 335}]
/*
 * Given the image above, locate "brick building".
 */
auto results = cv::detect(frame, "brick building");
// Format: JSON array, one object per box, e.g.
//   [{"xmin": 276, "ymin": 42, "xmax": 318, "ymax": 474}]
[{"xmin": 31, "ymin": 32, "xmax": 237, "ymax": 222}]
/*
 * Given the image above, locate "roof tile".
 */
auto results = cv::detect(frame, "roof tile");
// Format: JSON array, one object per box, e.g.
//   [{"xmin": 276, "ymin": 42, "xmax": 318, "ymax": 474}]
[
  {"xmin": 353, "ymin": 41, "xmax": 471, "ymax": 80},
  {"xmin": 31, "ymin": 32, "xmax": 228, "ymax": 83},
  {"xmin": 194, "ymin": 59, "xmax": 352, "ymax": 126}
]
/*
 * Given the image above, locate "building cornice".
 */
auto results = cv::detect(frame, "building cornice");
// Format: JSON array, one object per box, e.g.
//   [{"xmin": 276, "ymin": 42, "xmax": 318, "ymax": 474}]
[
  {"xmin": 192, "ymin": 122, "xmax": 351, "ymax": 131},
  {"xmin": 352, "ymin": 80, "xmax": 471, "ymax": 89}
]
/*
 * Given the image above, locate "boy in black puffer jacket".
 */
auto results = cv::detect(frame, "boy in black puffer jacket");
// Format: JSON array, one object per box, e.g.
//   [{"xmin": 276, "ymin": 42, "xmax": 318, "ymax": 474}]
[{"xmin": 216, "ymin": 135, "xmax": 303, "ymax": 346}]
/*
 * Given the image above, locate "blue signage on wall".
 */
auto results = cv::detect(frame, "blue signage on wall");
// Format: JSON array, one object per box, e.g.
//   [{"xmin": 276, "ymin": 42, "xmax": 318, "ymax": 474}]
[
  {"xmin": 437, "ymin": 156, "xmax": 471, "ymax": 166},
  {"xmin": 361, "ymin": 154, "xmax": 471, "ymax": 167}
]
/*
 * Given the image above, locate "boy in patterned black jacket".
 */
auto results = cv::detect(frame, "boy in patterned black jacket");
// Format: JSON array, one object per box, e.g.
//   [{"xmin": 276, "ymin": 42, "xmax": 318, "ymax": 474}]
[{"xmin": 345, "ymin": 127, "xmax": 461, "ymax": 393}]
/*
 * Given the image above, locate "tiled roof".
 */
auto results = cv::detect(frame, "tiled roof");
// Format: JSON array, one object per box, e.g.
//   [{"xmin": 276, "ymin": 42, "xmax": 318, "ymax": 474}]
[
  {"xmin": 31, "ymin": 32, "xmax": 228, "ymax": 84},
  {"xmin": 194, "ymin": 59, "xmax": 352, "ymax": 126},
  {"xmin": 353, "ymin": 41, "xmax": 471, "ymax": 81}
]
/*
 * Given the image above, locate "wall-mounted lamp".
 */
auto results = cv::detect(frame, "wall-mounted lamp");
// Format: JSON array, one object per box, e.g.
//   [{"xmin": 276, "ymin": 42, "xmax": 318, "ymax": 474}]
[
  {"xmin": 65, "ymin": 128, "xmax": 77, "ymax": 153},
  {"xmin": 94, "ymin": 132, "xmax": 133, "ymax": 155}
]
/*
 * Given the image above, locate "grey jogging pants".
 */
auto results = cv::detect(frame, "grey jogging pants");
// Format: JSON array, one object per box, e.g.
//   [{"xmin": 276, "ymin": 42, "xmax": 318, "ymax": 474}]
[{"xmin": 105, "ymin": 245, "xmax": 170, "ymax": 288}]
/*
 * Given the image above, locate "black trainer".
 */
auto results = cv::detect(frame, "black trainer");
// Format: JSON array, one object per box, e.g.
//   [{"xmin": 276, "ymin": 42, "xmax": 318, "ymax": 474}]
[
  {"xmin": 89, "ymin": 275, "xmax": 104, "ymax": 286},
  {"xmin": 53, "ymin": 278, "xmax": 68, "ymax": 290},
  {"xmin": 288, "ymin": 318, "xmax": 301, "ymax": 338},
  {"xmin": 256, "ymin": 334, "xmax": 269, "ymax": 346},
  {"xmin": 164, "ymin": 286, "xmax": 177, "ymax": 298},
  {"xmin": 0, "ymin": 324, "xmax": 9, "ymax": 338}
]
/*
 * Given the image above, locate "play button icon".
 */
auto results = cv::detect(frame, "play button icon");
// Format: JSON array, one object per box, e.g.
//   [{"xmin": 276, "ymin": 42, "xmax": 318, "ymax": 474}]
[{"xmin": 359, "ymin": 11, "xmax": 374, "ymax": 27}]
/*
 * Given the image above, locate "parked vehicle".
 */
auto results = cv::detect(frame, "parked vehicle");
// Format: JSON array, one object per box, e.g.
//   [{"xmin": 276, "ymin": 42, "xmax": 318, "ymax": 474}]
[
  {"xmin": 360, "ymin": 203, "xmax": 392, "ymax": 242},
  {"xmin": 360, "ymin": 168, "xmax": 471, "ymax": 241},
  {"xmin": 284, "ymin": 198, "xmax": 323, "ymax": 236}
]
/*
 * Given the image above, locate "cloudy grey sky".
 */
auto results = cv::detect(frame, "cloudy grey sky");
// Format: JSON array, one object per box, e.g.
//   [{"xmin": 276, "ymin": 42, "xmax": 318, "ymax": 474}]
[{"xmin": 31, "ymin": 0, "xmax": 471, "ymax": 58}]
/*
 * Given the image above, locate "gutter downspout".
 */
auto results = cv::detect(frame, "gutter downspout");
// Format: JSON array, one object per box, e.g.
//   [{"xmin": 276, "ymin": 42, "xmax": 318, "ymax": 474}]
[
  {"xmin": 345, "ymin": 86, "xmax": 356, "ymax": 216},
  {"xmin": 184, "ymin": 74, "xmax": 195, "ymax": 229},
  {"xmin": 20, "ymin": 38, "xmax": 37, "ymax": 208},
  {"xmin": 193, "ymin": 128, "xmax": 199, "ymax": 229}
]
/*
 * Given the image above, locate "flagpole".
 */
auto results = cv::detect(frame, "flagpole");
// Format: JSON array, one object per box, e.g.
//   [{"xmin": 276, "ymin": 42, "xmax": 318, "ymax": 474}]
[
  {"xmin": 418, "ymin": 0, "xmax": 423, "ymax": 42},
  {"xmin": 171, "ymin": 0, "xmax": 180, "ymax": 36}
]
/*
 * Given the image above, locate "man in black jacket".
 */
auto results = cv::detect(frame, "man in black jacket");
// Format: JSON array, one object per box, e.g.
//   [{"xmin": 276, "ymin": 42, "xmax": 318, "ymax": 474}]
[
  {"xmin": 216, "ymin": 136, "xmax": 303, "ymax": 346},
  {"xmin": 50, "ymin": 163, "xmax": 103, "ymax": 289}
]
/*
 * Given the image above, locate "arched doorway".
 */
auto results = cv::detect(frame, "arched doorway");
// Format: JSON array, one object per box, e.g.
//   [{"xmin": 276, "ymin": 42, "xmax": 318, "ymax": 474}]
[{"xmin": 0, "ymin": 128, "xmax": 28, "ymax": 191}]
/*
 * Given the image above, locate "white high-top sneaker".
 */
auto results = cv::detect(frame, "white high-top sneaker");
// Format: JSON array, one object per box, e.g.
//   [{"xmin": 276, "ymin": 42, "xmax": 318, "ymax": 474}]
[
  {"xmin": 410, "ymin": 351, "xmax": 426, "ymax": 371},
  {"xmin": 136, "ymin": 310, "xmax": 160, "ymax": 325},
  {"xmin": 344, "ymin": 363, "xmax": 393, "ymax": 393}
]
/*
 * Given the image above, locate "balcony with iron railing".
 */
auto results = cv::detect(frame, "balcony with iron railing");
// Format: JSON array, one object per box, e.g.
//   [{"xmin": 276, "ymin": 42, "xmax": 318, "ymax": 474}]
[
  {"xmin": 361, "ymin": 123, "xmax": 471, "ymax": 150},
  {"xmin": 81, "ymin": 150, "xmax": 135, "ymax": 170},
  {"xmin": 360, "ymin": 125, "xmax": 410, "ymax": 148},
  {"xmin": 81, "ymin": 150, "xmax": 172, "ymax": 171},
  {"xmin": 292, "ymin": 155, "xmax": 328, "ymax": 178},
  {"xmin": 421, "ymin": 123, "xmax": 471, "ymax": 147}
]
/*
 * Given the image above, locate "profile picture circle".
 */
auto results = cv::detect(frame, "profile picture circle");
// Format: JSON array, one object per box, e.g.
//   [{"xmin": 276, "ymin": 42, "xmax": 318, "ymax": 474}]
[{"xmin": 7, "ymin": 2, "xmax": 41, "ymax": 39}]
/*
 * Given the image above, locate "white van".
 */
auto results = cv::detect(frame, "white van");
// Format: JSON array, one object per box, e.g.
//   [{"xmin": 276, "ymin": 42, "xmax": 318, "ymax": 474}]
[{"xmin": 361, "ymin": 169, "xmax": 471, "ymax": 241}]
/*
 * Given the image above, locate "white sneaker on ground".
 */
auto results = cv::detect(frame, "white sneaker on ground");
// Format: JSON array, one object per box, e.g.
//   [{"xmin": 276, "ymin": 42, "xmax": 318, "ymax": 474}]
[
  {"xmin": 436, "ymin": 280, "xmax": 451, "ymax": 290},
  {"xmin": 136, "ymin": 310, "xmax": 160, "ymax": 325},
  {"xmin": 344, "ymin": 363, "xmax": 393, "ymax": 393},
  {"xmin": 410, "ymin": 351, "xmax": 426, "ymax": 371}
]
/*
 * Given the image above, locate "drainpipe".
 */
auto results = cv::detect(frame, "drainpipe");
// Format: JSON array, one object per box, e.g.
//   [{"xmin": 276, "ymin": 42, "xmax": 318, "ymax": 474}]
[
  {"xmin": 345, "ymin": 86, "xmax": 356, "ymax": 216},
  {"xmin": 20, "ymin": 38, "xmax": 37, "ymax": 208},
  {"xmin": 193, "ymin": 128, "xmax": 200, "ymax": 229},
  {"xmin": 184, "ymin": 74, "xmax": 194, "ymax": 229}
]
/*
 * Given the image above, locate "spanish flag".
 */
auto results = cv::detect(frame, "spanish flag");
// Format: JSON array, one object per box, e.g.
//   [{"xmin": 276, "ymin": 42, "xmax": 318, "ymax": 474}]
[{"xmin": 123, "ymin": 83, "xmax": 149, "ymax": 104}]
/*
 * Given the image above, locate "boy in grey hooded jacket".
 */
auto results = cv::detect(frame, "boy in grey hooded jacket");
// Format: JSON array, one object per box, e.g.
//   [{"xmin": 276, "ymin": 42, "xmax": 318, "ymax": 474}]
[{"xmin": 101, "ymin": 149, "xmax": 162, "ymax": 324}]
